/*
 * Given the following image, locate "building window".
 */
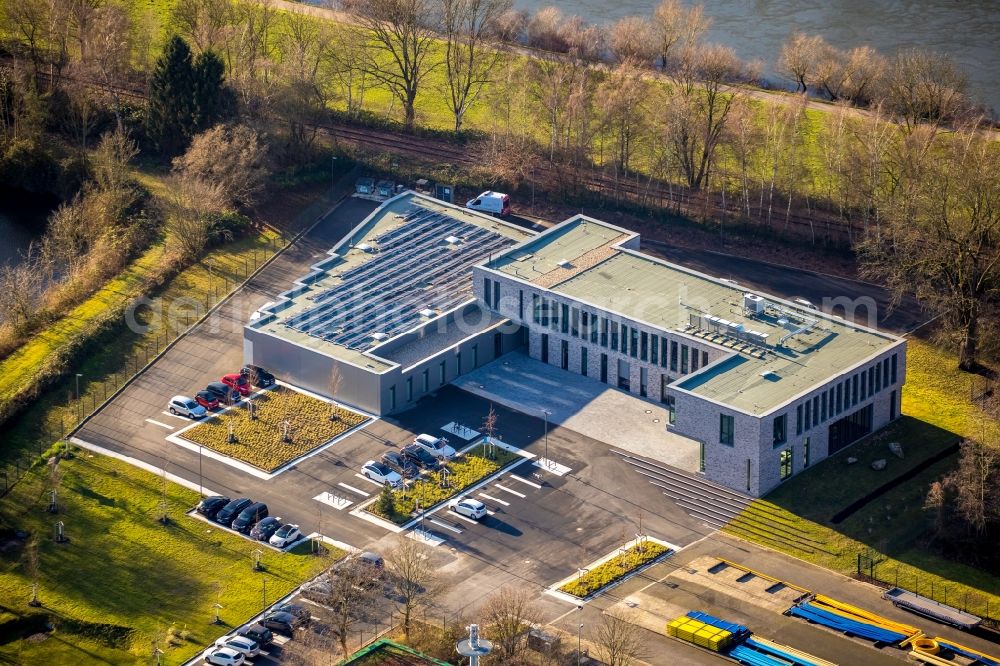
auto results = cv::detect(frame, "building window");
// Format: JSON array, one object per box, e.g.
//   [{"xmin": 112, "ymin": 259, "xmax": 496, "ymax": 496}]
[
  {"xmin": 518, "ymin": 290, "xmax": 524, "ymax": 319},
  {"xmin": 812, "ymin": 396, "xmax": 819, "ymax": 427},
  {"xmin": 779, "ymin": 449, "xmax": 792, "ymax": 480},
  {"xmin": 681, "ymin": 345, "xmax": 689, "ymax": 374},
  {"xmin": 532, "ymin": 294, "xmax": 540, "ymax": 324},
  {"xmin": 821, "ymin": 393, "xmax": 827, "ymax": 422},
  {"xmin": 640, "ymin": 332, "xmax": 648, "ymax": 361},
  {"xmin": 869, "ymin": 367, "xmax": 876, "ymax": 398},
  {"xmin": 621, "ymin": 325, "xmax": 630, "ymax": 354},
  {"xmin": 571, "ymin": 307, "xmax": 579, "ymax": 337},
  {"xmin": 860, "ymin": 370, "xmax": 867, "ymax": 400},
  {"xmin": 773, "ymin": 414, "xmax": 787, "ymax": 446},
  {"xmin": 661, "ymin": 375, "xmax": 670, "ymax": 403},
  {"xmin": 617, "ymin": 358, "xmax": 631, "ymax": 390},
  {"xmin": 719, "ymin": 414, "xmax": 734, "ymax": 446},
  {"xmin": 651, "ymin": 335, "xmax": 659, "ymax": 365},
  {"xmin": 389, "ymin": 385, "xmax": 396, "ymax": 410},
  {"xmin": 472, "ymin": 344, "xmax": 478, "ymax": 368},
  {"xmin": 665, "ymin": 394, "xmax": 676, "ymax": 424},
  {"xmin": 561, "ymin": 304, "xmax": 569, "ymax": 334},
  {"xmin": 541, "ymin": 333, "xmax": 549, "ymax": 363},
  {"xmin": 804, "ymin": 400, "xmax": 811, "ymax": 430},
  {"xmin": 852, "ymin": 374, "xmax": 859, "ymax": 405},
  {"xmin": 836, "ymin": 383, "xmax": 843, "ymax": 414},
  {"xmin": 581, "ymin": 347, "xmax": 588, "ymax": 376},
  {"xmin": 406, "ymin": 377, "xmax": 413, "ymax": 402},
  {"xmin": 560, "ymin": 340, "xmax": 569, "ymax": 370},
  {"xmin": 691, "ymin": 348, "xmax": 700, "ymax": 372},
  {"xmin": 891, "ymin": 353, "xmax": 897, "ymax": 384},
  {"xmin": 699, "ymin": 441, "xmax": 705, "ymax": 472},
  {"xmin": 580, "ymin": 311, "xmax": 588, "ymax": 339},
  {"xmin": 640, "ymin": 367, "xmax": 648, "ymax": 397},
  {"xmin": 702, "ymin": 351, "xmax": 709, "ymax": 367},
  {"xmin": 874, "ymin": 364, "xmax": 881, "ymax": 392},
  {"xmin": 590, "ymin": 314, "xmax": 599, "ymax": 344},
  {"xmin": 883, "ymin": 358, "xmax": 890, "ymax": 387},
  {"xmin": 662, "ymin": 338, "xmax": 670, "ymax": 368},
  {"xmin": 890, "ymin": 390, "xmax": 897, "ymax": 420},
  {"xmin": 630, "ymin": 328, "xmax": 639, "ymax": 358},
  {"xmin": 422, "ymin": 369, "xmax": 429, "ymax": 392},
  {"xmin": 601, "ymin": 318, "xmax": 609, "ymax": 347},
  {"xmin": 670, "ymin": 341, "xmax": 678, "ymax": 372},
  {"xmin": 611, "ymin": 322, "xmax": 619, "ymax": 349},
  {"xmin": 456, "ymin": 350, "xmax": 462, "ymax": 373},
  {"xmin": 540, "ymin": 297, "xmax": 549, "ymax": 327},
  {"xmin": 493, "ymin": 280, "xmax": 500, "ymax": 310},
  {"xmin": 803, "ymin": 437, "xmax": 810, "ymax": 468},
  {"xmin": 601, "ymin": 353, "xmax": 608, "ymax": 383},
  {"xmin": 796, "ymin": 404, "xmax": 803, "ymax": 435},
  {"xmin": 483, "ymin": 277, "xmax": 492, "ymax": 307},
  {"xmin": 439, "ymin": 361, "xmax": 446, "ymax": 385}
]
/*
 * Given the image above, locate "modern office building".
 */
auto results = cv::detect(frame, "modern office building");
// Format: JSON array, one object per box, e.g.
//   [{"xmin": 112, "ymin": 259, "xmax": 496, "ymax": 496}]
[{"xmin": 246, "ymin": 192, "xmax": 906, "ymax": 496}]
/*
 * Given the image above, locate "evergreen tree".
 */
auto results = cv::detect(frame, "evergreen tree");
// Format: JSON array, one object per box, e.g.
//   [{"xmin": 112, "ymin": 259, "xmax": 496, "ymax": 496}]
[
  {"xmin": 192, "ymin": 51, "xmax": 231, "ymax": 132},
  {"xmin": 146, "ymin": 36, "xmax": 195, "ymax": 155},
  {"xmin": 377, "ymin": 483, "xmax": 396, "ymax": 518}
]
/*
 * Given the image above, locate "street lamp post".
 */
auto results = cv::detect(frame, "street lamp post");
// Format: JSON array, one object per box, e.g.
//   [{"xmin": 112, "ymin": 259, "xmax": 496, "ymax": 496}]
[
  {"xmin": 75, "ymin": 373, "xmax": 83, "ymax": 424},
  {"xmin": 542, "ymin": 409, "xmax": 552, "ymax": 469},
  {"xmin": 198, "ymin": 444, "xmax": 203, "ymax": 497},
  {"xmin": 577, "ymin": 623, "xmax": 584, "ymax": 665}
]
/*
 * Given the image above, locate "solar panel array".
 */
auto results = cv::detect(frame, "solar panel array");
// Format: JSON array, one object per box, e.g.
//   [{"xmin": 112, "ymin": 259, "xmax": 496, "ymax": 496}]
[{"xmin": 283, "ymin": 207, "xmax": 514, "ymax": 350}]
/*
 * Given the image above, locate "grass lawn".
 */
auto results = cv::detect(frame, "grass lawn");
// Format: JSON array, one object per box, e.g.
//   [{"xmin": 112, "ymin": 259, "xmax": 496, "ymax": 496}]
[
  {"xmin": 725, "ymin": 338, "xmax": 1000, "ymax": 620},
  {"xmin": 181, "ymin": 386, "xmax": 369, "ymax": 472},
  {"xmin": 367, "ymin": 443, "xmax": 519, "ymax": 524},
  {"xmin": 0, "ymin": 451, "xmax": 337, "ymax": 665},
  {"xmin": 559, "ymin": 541, "xmax": 671, "ymax": 599}
]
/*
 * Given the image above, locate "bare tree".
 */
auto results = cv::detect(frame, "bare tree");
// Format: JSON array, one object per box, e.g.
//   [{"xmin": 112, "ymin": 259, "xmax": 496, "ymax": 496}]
[
  {"xmin": 0, "ymin": 255, "xmax": 46, "ymax": 328},
  {"xmin": 777, "ymin": 32, "xmax": 826, "ymax": 92},
  {"xmin": 599, "ymin": 59, "xmax": 647, "ymax": 183},
  {"xmin": 815, "ymin": 45, "xmax": 886, "ymax": 105},
  {"xmin": 327, "ymin": 365, "xmax": 342, "ymax": 420},
  {"xmin": 384, "ymin": 537, "xmax": 438, "ymax": 639},
  {"xmin": 172, "ymin": 124, "xmax": 270, "ymax": 209},
  {"xmin": 4, "ymin": 0, "xmax": 51, "ymax": 84},
  {"xmin": 441, "ymin": 0, "xmax": 512, "ymax": 133},
  {"xmin": 651, "ymin": 0, "xmax": 709, "ymax": 69},
  {"xmin": 525, "ymin": 6, "xmax": 565, "ymax": 52},
  {"xmin": 480, "ymin": 586, "xmax": 539, "ymax": 662},
  {"xmin": 318, "ymin": 560, "xmax": 379, "ymax": 657},
  {"xmin": 594, "ymin": 612, "xmax": 645, "ymax": 666},
  {"xmin": 607, "ymin": 16, "xmax": 657, "ymax": 65},
  {"xmin": 92, "ymin": 126, "xmax": 139, "ymax": 193},
  {"xmin": 171, "ymin": 0, "xmax": 234, "ymax": 54},
  {"xmin": 162, "ymin": 174, "xmax": 227, "ymax": 261},
  {"xmin": 24, "ymin": 534, "xmax": 41, "ymax": 606},
  {"xmin": 884, "ymin": 48, "xmax": 968, "ymax": 133},
  {"xmin": 558, "ymin": 15, "xmax": 603, "ymax": 63},
  {"xmin": 325, "ymin": 22, "xmax": 373, "ymax": 119},
  {"xmin": 84, "ymin": 3, "xmax": 132, "ymax": 129},
  {"xmin": 859, "ymin": 121, "xmax": 999, "ymax": 370},
  {"xmin": 341, "ymin": 0, "xmax": 439, "ymax": 131}
]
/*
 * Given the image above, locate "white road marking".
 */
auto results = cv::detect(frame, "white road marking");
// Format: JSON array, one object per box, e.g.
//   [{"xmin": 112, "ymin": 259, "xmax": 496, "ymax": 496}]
[
  {"xmin": 508, "ymin": 474, "xmax": 542, "ymax": 489},
  {"xmin": 161, "ymin": 410, "xmax": 198, "ymax": 421},
  {"xmin": 447, "ymin": 510, "xmax": 480, "ymax": 525},
  {"xmin": 145, "ymin": 419, "xmax": 175, "ymax": 430},
  {"xmin": 313, "ymin": 492, "xmax": 352, "ymax": 510},
  {"xmin": 478, "ymin": 493, "xmax": 509, "ymax": 506},
  {"xmin": 487, "ymin": 510, "xmax": 496, "ymax": 516},
  {"xmin": 494, "ymin": 484, "xmax": 526, "ymax": 498},
  {"xmin": 337, "ymin": 482, "xmax": 371, "ymax": 497},
  {"xmin": 533, "ymin": 458, "xmax": 572, "ymax": 476},
  {"xmin": 426, "ymin": 517, "xmax": 463, "ymax": 534},
  {"xmin": 406, "ymin": 530, "xmax": 445, "ymax": 546}
]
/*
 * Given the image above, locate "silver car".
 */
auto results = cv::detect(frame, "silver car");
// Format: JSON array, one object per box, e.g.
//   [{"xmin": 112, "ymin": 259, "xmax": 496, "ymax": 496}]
[{"xmin": 168, "ymin": 395, "xmax": 207, "ymax": 419}]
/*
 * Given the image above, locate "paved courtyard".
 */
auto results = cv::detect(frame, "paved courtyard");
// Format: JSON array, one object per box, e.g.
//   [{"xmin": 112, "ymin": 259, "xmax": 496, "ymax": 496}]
[{"xmin": 453, "ymin": 351, "xmax": 701, "ymax": 472}]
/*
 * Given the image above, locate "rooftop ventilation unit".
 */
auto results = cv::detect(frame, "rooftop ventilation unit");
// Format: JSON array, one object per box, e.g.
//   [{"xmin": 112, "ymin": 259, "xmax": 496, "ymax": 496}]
[
  {"xmin": 760, "ymin": 370, "xmax": 780, "ymax": 380},
  {"xmin": 744, "ymin": 330, "xmax": 769, "ymax": 346},
  {"xmin": 744, "ymin": 293, "xmax": 766, "ymax": 315},
  {"xmin": 419, "ymin": 308, "xmax": 437, "ymax": 318},
  {"xmin": 355, "ymin": 242, "xmax": 374, "ymax": 253},
  {"xmin": 557, "ymin": 259, "xmax": 572, "ymax": 268},
  {"xmin": 371, "ymin": 332, "xmax": 388, "ymax": 341},
  {"xmin": 444, "ymin": 235, "xmax": 461, "ymax": 245}
]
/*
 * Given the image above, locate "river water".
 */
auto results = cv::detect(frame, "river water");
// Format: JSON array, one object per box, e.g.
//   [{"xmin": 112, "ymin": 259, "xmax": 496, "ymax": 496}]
[
  {"xmin": 513, "ymin": 0, "xmax": 1000, "ymax": 113},
  {"xmin": 0, "ymin": 188, "xmax": 56, "ymax": 268}
]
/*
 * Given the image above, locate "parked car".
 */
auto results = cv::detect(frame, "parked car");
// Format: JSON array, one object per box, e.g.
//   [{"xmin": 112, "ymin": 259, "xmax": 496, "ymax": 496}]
[
  {"xmin": 793, "ymin": 297, "xmax": 819, "ymax": 311},
  {"xmin": 196, "ymin": 495, "xmax": 230, "ymax": 520},
  {"xmin": 465, "ymin": 190, "xmax": 511, "ymax": 217},
  {"xmin": 449, "ymin": 497, "xmax": 487, "ymax": 520},
  {"xmin": 401, "ymin": 444, "xmax": 442, "ymax": 471},
  {"xmin": 301, "ymin": 575, "xmax": 331, "ymax": 599},
  {"xmin": 194, "ymin": 390, "xmax": 221, "ymax": 410},
  {"xmin": 272, "ymin": 603, "xmax": 310, "ymax": 623},
  {"xmin": 232, "ymin": 502, "xmax": 268, "ymax": 533},
  {"xmin": 249, "ymin": 516, "xmax": 282, "ymax": 542},
  {"xmin": 241, "ymin": 365, "xmax": 275, "ymax": 388},
  {"xmin": 215, "ymin": 498, "xmax": 252, "ymax": 526},
  {"xmin": 214, "ymin": 635, "xmax": 260, "ymax": 658},
  {"xmin": 167, "ymin": 395, "xmax": 206, "ymax": 419},
  {"xmin": 206, "ymin": 381, "xmax": 240, "ymax": 404},
  {"xmin": 261, "ymin": 611, "xmax": 303, "ymax": 636},
  {"xmin": 269, "ymin": 523, "xmax": 301, "ymax": 548},
  {"xmin": 412, "ymin": 434, "xmax": 456, "ymax": 460},
  {"xmin": 380, "ymin": 451, "xmax": 418, "ymax": 478},
  {"xmin": 237, "ymin": 624, "xmax": 273, "ymax": 647},
  {"xmin": 361, "ymin": 460, "xmax": 402, "ymax": 488},
  {"xmin": 221, "ymin": 373, "xmax": 251, "ymax": 397},
  {"xmin": 334, "ymin": 551, "xmax": 385, "ymax": 588},
  {"xmin": 203, "ymin": 647, "xmax": 245, "ymax": 666}
]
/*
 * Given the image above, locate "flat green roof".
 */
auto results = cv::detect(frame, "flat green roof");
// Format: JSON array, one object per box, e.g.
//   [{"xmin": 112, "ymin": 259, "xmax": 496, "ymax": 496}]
[
  {"xmin": 491, "ymin": 218, "xmax": 900, "ymax": 415},
  {"xmin": 250, "ymin": 192, "xmax": 533, "ymax": 371}
]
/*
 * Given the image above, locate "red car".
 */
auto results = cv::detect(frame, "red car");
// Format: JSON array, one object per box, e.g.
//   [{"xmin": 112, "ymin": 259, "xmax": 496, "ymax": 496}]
[
  {"xmin": 221, "ymin": 373, "xmax": 251, "ymax": 396},
  {"xmin": 195, "ymin": 390, "xmax": 221, "ymax": 410}
]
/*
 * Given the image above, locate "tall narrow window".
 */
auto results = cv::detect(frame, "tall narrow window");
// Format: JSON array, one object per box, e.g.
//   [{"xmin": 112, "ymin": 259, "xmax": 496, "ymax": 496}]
[
  {"xmin": 651, "ymin": 335, "xmax": 659, "ymax": 365},
  {"xmin": 621, "ymin": 325, "xmax": 629, "ymax": 354},
  {"xmin": 812, "ymin": 396, "xmax": 819, "ymax": 427},
  {"xmin": 439, "ymin": 360, "xmax": 446, "ymax": 385},
  {"xmin": 590, "ymin": 313, "xmax": 599, "ymax": 344},
  {"xmin": 890, "ymin": 390, "xmax": 897, "ymax": 420},
  {"xmin": 532, "ymin": 294, "xmax": 540, "ymax": 324},
  {"xmin": 681, "ymin": 346, "xmax": 689, "ymax": 373},
  {"xmin": 406, "ymin": 377, "xmax": 413, "ymax": 402},
  {"xmin": 422, "ymin": 369, "xmax": 429, "ymax": 392},
  {"xmin": 580, "ymin": 311, "xmax": 588, "ymax": 340},
  {"xmin": 779, "ymin": 449, "xmax": 793, "ymax": 480},
  {"xmin": 670, "ymin": 341, "xmax": 678, "ymax": 371},
  {"xmin": 796, "ymin": 404, "xmax": 803, "ymax": 435},
  {"xmin": 571, "ymin": 307, "xmax": 579, "ymax": 337},
  {"xmin": 691, "ymin": 349, "xmax": 700, "ymax": 372},
  {"xmin": 804, "ymin": 400, "xmax": 811, "ymax": 430},
  {"xmin": 518, "ymin": 290, "xmax": 524, "ymax": 319},
  {"xmin": 719, "ymin": 414, "xmax": 734, "ymax": 446},
  {"xmin": 860, "ymin": 370, "xmax": 867, "ymax": 400},
  {"xmin": 773, "ymin": 414, "xmax": 787, "ymax": 446},
  {"xmin": 702, "ymin": 351, "xmax": 709, "ymax": 367},
  {"xmin": 640, "ymin": 332, "xmax": 648, "ymax": 361},
  {"xmin": 891, "ymin": 353, "xmax": 897, "ymax": 384},
  {"xmin": 660, "ymin": 375, "xmax": 670, "ymax": 404},
  {"xmin": 581, "ymin": 347, "xmax": 588, "ymax": 376},
  {"xmin": 483, "ymin": 277, "xmax": 492, "ymax": 307},
  {"xmin": 472, "ymin": 344, "xmax": 478, "ymax": 368},
  {"xmin": 821, "ymin": 393, "xmax": 827, "ymax": 422},
  {"xmin": 541, "ymin": 333, "xmax": 549, "ymax": 363},
  {"xmin": 493, "ymin": 280, "xmax": 499, "ymax": 310},
  {"xmin": 389, "ymin": 386, "xmax": 396, "ymax": 411},
  {"xmin": 662, "ymin": 338, "xmax": 669, "ymax": 368},
  {"xmin": 560, "ymin": 340, "xmax": 569, "ymax": 370},
  {"xmin": 601, "ymin": 318, "xmax": 609, "ymax": 347},
  {"xmin": 639, "ymin": 367, "xmax": 648, "ymax": 397},
  {"xmin": 666, "ymin": 394, "xmax": 676, "ymax": 425},
  {"xmin": 803, "ymin": 437, "xmax": 810, "ymax": 468},
  {"xmin": 611, "ymin": 322, "xmax": 619, "ymax": 350},
  {"xmin": 630, "ymin": 328, "xmax": 638, "ymax": 358},
  {"xmin": 561, "ymin": 303, "xmax": 569, "ymax": 334}
]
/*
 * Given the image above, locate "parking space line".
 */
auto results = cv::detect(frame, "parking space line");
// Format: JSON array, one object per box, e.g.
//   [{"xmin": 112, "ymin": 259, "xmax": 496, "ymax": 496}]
[
  {"xmin": 426, "ymin": 518, "xmax": 463, "ymax": 534},
  {"xmin": 508, "ymin": 474, "xmax": 542, "ymax": 489},
  {"xmin": 160, "ymin": 411, "xmax": 197, "ymax": 421},
  {"xmin": 144, "ymin": 419, "xmax": 175, "ymax": 430},
  {"xmin": 494, "ymin": 484, "xmax": 526, "ymax": 498},
  {"xmin": 337, "ymin": 482, "xmax": 371, "ymax": 497},
  {"xmin": 478, "ymin": 493, "xmax": 509, "ymax": 506}
]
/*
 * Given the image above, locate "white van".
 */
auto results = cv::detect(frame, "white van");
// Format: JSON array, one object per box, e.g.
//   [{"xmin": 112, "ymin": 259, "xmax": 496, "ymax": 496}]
[{"xmin": 466, "ymin": 191, "xmax": 511, "ymax": 217}]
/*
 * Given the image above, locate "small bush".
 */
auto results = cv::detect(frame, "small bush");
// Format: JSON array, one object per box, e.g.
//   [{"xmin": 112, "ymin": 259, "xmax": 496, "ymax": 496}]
[{"xmin": 559, "ymin": 542, "xmax": 671, "ymax": 598}]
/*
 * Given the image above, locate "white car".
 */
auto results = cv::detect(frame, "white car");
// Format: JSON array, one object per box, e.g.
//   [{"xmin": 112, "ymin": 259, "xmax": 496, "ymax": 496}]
[
  {"xmin": 793, "ymin": 297, "xmax": 819, "ymax": 311},
  {"xmin": 412, "ymin": 434, "xmax": 456, "ymax": 461},
  {"xmin": 362, "ymin": 460, "xmax": 402, "ymax": 487},
  {"xmin": 449, "ymin": 497, "xmax": 487, "ymax": 520},
  {"xmin": 214, "ymin": 635, "xmax": 260, "ymax": 658},
  {"xmin": 168, "ymin": 395, "xmax": 207, "ymax": 419},
  {"xmin": 269, "ymin": 523, "xmax": 301, "ymax": 548},
  {"xmin": 203, "ymin": 646, "xmax": 245, "ymax": 666}
]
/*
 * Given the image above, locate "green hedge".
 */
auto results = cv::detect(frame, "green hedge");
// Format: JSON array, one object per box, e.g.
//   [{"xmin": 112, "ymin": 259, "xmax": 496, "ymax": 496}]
[
  {"xmin": 368, "ymin": 442, "xmax": 519, "ymax": 524},
  {"xmin": 559, "ymin": 541, "xmax": 671, "ymax": 598}
]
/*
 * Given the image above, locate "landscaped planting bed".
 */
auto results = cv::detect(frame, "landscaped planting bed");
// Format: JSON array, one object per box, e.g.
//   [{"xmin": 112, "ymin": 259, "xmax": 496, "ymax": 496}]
[
  {"xmin": 181, "ymin": 386, "xmax": 368, "ymax": 471},
  {"xmin": 560, "ymin": 541, "xmax": 672, "ymax": 598},
  {"xmin": 367, "ymin": 442, "xmax": 520, "ymax": 524}
]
